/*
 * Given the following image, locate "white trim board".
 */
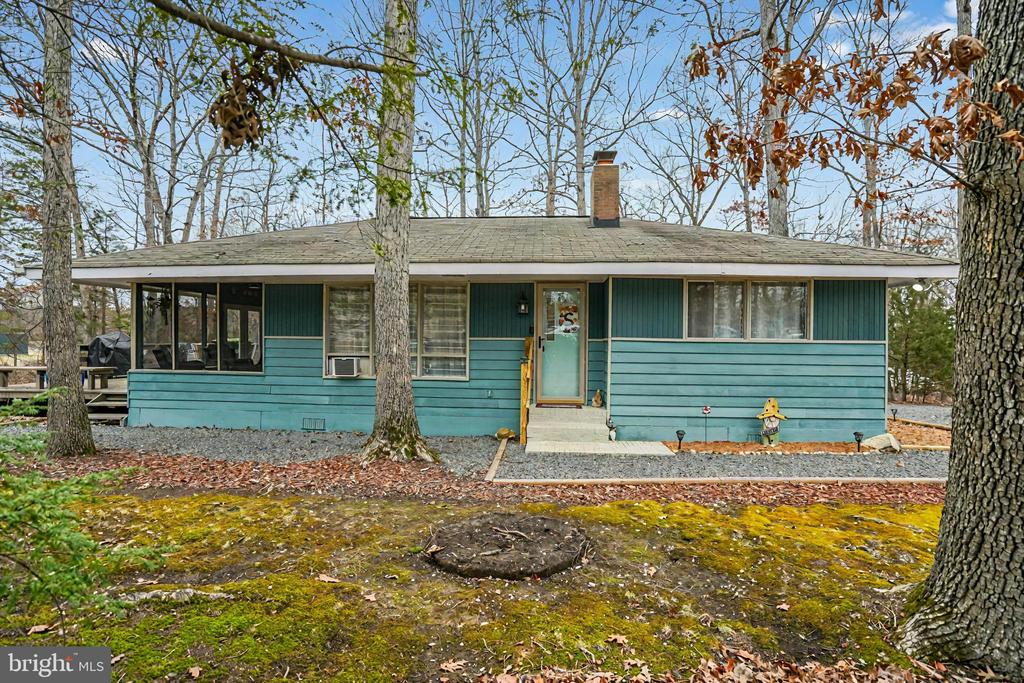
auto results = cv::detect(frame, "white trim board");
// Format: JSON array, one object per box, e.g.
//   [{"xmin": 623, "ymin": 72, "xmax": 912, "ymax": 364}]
[{"xmin": 27, "ymin": 261, "xmax": 959, "ymax": 284}]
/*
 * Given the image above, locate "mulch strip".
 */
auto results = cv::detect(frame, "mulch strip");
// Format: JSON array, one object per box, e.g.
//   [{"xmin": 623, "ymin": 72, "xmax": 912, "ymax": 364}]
[{"xmin": 31, "ymin": 448, "xmax": 946, "ymax": 506}]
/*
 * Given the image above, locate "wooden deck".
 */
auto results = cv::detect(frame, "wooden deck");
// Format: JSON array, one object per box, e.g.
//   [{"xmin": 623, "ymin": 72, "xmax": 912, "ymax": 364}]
[{"xmin": 0, "ymin": 377, "xmax": 127, "ymax": 423}]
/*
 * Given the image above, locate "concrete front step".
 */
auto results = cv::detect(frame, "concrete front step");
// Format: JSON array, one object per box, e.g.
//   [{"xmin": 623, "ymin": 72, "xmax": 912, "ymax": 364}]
[
  {"xmin": 525, "ymin": 440, "xmax": 674, "ymax": 455},
  {"xmin": 527, "ymin": 423, "xmax": 609, "ymax": 441},
  {"xmin": 529, "ymin": 406, "xmax": 608, "ymax": 426}
]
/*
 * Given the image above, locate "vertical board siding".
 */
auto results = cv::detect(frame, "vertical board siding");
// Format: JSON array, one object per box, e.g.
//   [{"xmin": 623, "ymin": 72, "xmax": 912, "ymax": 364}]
[
  {"xmin": 265, "ymin": 284, "xmax": 323, "ymax": 336},
  {"xmin": 128, "ymin": 338, "xmax": 522, "ymax": 436},
  {"xmin": 587, "ymin": 339, "xmax": 608, "ymax": 401},
  {"xmin": 609, "ymin": 340, "xmax": 887, "ymax": 442},
  {"xmin": 611, "ymin": 278, "xmax": 683, "ymax": 339},
  {"xmin": 588, "ymin": 280, "xmax": 608, "ymax": 339},
  {"xmin": 813, "ymin": 279, "xmax": 886, "ymax": 341},
  {"xmin": 470, "ymin": 283, "xmax": 534, "ymax": 338}
]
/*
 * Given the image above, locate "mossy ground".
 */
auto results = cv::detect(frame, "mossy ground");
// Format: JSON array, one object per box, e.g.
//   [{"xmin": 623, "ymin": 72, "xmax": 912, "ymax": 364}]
[{"xmin": 1, "ymin": 492, "xmax": 941, "ymax": 681}]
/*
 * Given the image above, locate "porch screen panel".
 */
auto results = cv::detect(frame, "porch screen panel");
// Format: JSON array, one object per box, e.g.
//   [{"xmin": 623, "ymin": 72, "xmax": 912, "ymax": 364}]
[
  {"xmin": 219, "ymin": 283, "xmax": 263, "ymax": 371},
  {"xmin": 750, "ymin": 282, "xmax": 807, "ymax": 339},
  {"xmin": 140, "ymin": 284, "xmax": 173, "ymax": 369},
  {"xmin": 175, "ymin": 284, "xmax": 217, "ymax": 370},
  {"xmin": 420, "ymin": 285, "xmax": 467, "ymax": 377}
]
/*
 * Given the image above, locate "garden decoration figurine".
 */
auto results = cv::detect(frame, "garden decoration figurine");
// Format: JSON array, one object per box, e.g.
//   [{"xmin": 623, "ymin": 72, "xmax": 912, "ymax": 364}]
[{"xmin": 757, "ymin": 398, "xmax": 787, "ymax": 446}]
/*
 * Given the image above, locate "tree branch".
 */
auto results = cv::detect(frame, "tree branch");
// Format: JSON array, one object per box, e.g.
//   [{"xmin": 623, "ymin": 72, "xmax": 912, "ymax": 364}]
[{"xmin": 146, "ymin": 0, "xmax": 421, "ymax": 75}]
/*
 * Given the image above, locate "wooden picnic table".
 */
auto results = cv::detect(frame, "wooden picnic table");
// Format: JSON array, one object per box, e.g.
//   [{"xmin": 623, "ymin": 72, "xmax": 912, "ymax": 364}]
[{"xmin": 0, "ymin": 365, "xmax": 116, "ymax": 390}]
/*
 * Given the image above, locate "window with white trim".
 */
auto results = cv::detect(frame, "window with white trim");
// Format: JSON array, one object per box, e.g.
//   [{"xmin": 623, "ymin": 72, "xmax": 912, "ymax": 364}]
[
  {"xmin": 687, "ymin": 281, "xmax": 744, "ymax": 339},
  {"xmin": 325, "ymin": 283, "xmax": 468, "ymax": 378},
  {"xmin": 749, "ymin": 281, "xmax": 808, "ymax": 339}
]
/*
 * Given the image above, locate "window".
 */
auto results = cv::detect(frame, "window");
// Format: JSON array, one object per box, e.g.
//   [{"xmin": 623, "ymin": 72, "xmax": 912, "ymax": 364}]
[
  {"xmin": 326, "ymin": 285, "xmax": 373, "ymax": 376},
  {"xmin": 687, "ymin": 281, "xmax": 744, "ymax": 339},
  {"xmin": 750, "ymin": 281, "xmax": 807, "ymax": 339},
  {"xmin": 325, "ymin": 283, "xmax": 468, "ymax": 379},
  {"xmin": 136, "ymin": 283, "xmax": 262, "ymax": 372},
  {"xmin": 417, "ymin": 284, "xmax": 468, "ymax": 377}
]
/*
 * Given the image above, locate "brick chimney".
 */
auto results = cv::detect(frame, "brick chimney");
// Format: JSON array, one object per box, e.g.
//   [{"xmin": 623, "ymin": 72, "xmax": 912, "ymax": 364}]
[{"xmin": 590, "ymin": 150, "xmax": 620, "ymax": 227}]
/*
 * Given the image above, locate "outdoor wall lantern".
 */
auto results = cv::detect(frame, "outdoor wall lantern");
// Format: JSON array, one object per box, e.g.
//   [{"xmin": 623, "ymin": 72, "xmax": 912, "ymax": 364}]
[
  {"xmin": 675, "ymin": 429, "xmax": 686, "ymax": 451},
  {"xmin": 517, "ymin": 292, "xmax": 530, "ymax": 315},
  {"xmin": 853, "ymin": 431, "xmax": 864, "ymax": 452},
  {"xmin": 911, "ymin": 278, "xmax": 926, "ymax": 292}
]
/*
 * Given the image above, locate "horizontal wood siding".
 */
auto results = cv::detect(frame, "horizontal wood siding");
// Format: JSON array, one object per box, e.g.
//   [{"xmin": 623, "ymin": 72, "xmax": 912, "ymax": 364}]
[
  {"xmin": 470, "ymin": 283, "xmax": 534, "ymax": 338},
  {"xmin": 265, "ymin": 284, "xmax": 323, "ymax": 337},
  {"xmin": 813, "ymin": 279, "xmax": 886, "ymax": 341},
  {"xmin": 587, "ymin": 339, "xmax": 607, "ymax": 401},
  {"xmin": 588, "ymin": 280, "xmax": 608, "ymax": 338},
  {"xmin": 609, "ymin": 340, "xmax": 886, "ymax": 442},
  {"xmin": 611, "ymin": 278, "xmax": 683, "ymax": 339},
  {"xmin": 128, "ymin": 338, "xmax": 521, "ymax": 436}
]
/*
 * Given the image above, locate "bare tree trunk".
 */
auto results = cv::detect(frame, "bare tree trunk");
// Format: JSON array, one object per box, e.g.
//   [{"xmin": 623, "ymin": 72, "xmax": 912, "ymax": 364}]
[
  {"xmin": 898, "ymin": 0, "xmax": 1024, "ymax": 673},
  {"xmin": 362, "ymin": 0, "xmax": 435, "ymax": 463},
  {"xmin": 955, "ymin": 0, "xmax": 972, "ymax": 243},
  {"xmin": 209, "ymin": 154, "xmax": 226, "ymax": 239},
  {"xmin": 41, "ymin": 0, "xmax": 95, "ymax": 458},
  {"xmin": 759, "ymin": 0, "xmax": 788, "ymax": 236},
  {"xmin": 862, "ymin": 116, "xmax": 879, "ymax": 247},
  {"xmin": 69, "ymin": 165, "xmax": 96, "ymax": 338}
]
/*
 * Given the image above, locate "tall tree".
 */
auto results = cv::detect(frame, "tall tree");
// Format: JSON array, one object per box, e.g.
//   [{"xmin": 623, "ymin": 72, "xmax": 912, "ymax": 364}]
[
  {"xmin": 41, "ymin": 0, "xmax": 95, "ymax": 457},
  {"xmin": 897, "ymin": 0, "xmax": 1024, "ymax": 670},
  {"xmin": 362, "ymin": 0, "xmax": 434, "ymax": 461}
]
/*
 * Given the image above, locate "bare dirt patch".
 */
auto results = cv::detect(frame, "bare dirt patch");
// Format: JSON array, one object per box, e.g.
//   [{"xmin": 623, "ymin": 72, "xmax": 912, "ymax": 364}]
[{"xmin": 426, "ymin": 512, "xmax": 589, "ymax": 579}]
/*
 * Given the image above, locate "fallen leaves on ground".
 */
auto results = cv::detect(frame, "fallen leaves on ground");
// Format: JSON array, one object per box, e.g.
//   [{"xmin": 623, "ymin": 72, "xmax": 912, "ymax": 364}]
[
  {"xmin": 26, "ymin": 448, "xmax": 946, "ymax": 507},
  {"xmin": 888, "ymin": 419, "xmax": 951, "ymax": 448},
  {"xmin": 473, "ymin": 647, "xmax": 982, "ymax": 682}
]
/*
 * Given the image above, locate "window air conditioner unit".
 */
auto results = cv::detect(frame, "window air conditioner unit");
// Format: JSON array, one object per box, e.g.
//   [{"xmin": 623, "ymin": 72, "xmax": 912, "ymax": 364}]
[{"xmin": 328, "ymin": 356, "xmax": 359, "ymax": 378}]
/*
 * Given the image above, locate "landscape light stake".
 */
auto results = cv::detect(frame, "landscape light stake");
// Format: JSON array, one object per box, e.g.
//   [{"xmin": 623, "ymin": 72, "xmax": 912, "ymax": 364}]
[
  {"xmin": 854, "ymin": 431, "xmax": 864, "ymax": 452},
  {"xmin": 891, "ymin": 408, "xmax": 898, "ymax": 420},
  {"xmin": 675, "ymin": 429, "xmax": 685, "ymax": 452},
  {"xmin": 702, "ymin": 406, "xmax": 711, "ymax": 442}
]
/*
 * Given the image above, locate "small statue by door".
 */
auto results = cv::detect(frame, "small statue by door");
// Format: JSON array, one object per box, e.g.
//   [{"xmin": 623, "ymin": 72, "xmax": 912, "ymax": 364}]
[{"xmin": 757, "ymin": 398, "xmax": 787, "ymax": 446}]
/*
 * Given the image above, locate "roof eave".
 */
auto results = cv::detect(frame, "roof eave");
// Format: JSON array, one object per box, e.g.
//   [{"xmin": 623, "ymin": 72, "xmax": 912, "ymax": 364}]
[{"xmin": 22, "ymin": 260, "xmax": 959, "ymax": 285}]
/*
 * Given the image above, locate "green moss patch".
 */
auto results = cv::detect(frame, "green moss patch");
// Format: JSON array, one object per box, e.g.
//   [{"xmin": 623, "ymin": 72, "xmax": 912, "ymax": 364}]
[{"xmin": 4, "ymin": 493, "xmax": 941, "ymax": 680}]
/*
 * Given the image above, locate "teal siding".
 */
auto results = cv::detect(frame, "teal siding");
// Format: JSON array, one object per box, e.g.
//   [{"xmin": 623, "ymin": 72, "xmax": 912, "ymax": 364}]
[
  {"xmin": 609, "ymin": 340, "xmax": 886, "ymax": 442},
  {"xmin": 127, "ymin": 338, "xmax": 521, "ymax": 436},
  {"xmin": 813, "ymin": 280, "xmax": 886, "ymax": 341},
  {"xmin": 470, "ymin": 283, "xmax": 534, "ymax": 338},
  {"xmin": 265, "ymin": 284, "xmax": 323, "ymax": 337},
  {"xmin": 611, "ymin": 278, "xmax": 683, "ymax": 339},
  {"xmin": 588, "ymin": 281, "xmax": 608, "ymax": 338},
  {"xmin": 587, "ymin": 339, "xmax": 608, "ymax": 401}
]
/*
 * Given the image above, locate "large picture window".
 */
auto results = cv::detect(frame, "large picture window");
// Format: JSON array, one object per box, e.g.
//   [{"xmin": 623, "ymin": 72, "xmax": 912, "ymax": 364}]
[
  {"xmin": 750, "ymin": 281, "xmax": 808, "ymax": 339},
  {"xmin": 137, "ymin": 283, "xmax": 262, "ymax": 372},
  {"xmin": 687, "ymin": 281, "xmax": 744, "ymax": 339},
  {"xmin": 325, "ymin": 283, "xmax": 468, "ymax": 379}
]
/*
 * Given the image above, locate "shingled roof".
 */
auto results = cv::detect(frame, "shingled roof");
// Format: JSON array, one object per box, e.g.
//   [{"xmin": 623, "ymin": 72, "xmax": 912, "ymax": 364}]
[{"xmin": 45, "ymin": 217, "xmax": 957, "ymax": 283}]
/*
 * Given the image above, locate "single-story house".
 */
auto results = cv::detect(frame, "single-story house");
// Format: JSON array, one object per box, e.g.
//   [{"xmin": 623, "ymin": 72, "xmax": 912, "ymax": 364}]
[{"xmin": 31, "ymin": 153, "xmax": 957, "ymax": 443}]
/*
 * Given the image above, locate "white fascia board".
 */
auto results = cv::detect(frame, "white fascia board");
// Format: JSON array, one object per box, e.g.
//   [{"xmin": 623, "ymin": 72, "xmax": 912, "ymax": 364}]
[{"xmin": 24, "ymin": 261, "xmax": 959, "ymax": 284}]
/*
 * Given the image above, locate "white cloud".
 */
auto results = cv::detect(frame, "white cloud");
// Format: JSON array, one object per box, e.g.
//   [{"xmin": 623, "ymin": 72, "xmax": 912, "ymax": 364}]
[{"xmin": 85, "ymin": 38, "xmax": 122, "ymax": 63}]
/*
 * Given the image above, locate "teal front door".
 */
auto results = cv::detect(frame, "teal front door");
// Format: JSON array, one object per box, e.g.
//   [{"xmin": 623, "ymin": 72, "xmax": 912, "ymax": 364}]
[{"xmin": 537, "ymin": 285, "xmax": 585, "ymax": 403}]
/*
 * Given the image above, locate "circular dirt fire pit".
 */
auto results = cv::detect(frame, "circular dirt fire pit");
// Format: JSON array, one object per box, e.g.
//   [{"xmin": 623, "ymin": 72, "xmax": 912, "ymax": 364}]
[{"xmin": 425, "ymin": 512, "xmax": 589, "ymax": 580}]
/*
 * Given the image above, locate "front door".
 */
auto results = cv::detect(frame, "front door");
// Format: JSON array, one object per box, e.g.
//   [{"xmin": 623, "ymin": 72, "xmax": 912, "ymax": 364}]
[{"xmin": 537, "ymin": 285, "xmax": 585, "ymax": 404}]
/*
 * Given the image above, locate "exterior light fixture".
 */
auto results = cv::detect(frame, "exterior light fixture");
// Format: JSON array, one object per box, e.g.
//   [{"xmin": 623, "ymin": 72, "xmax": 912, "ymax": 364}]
[
  {"xmin": 853, "ymin": 431, "xmax": 864, "ymax": 452},
  {"xmin": 517, "ymin": 292, "xmax": 529, "ymax": 315},
  {"xmin": 675, "ymin": 429, "xmax": 686, "ymax": 451},
  {"xmin": 911, "ymin": 279, "xmax": 925, "ymax": 292},
  {"xmin": 891, "ymin": 408, "xmax": 898, "ymax": 420}
]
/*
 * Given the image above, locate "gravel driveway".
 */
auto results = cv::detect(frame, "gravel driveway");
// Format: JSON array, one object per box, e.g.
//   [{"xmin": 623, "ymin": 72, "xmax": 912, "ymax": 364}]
[
  {"xmin": 888, "ymin": 402, "xmax": 952, "ymax": 426},
  {"xmin": 496, "ymin": 448, "xmax": 948, "ymax": 481}
]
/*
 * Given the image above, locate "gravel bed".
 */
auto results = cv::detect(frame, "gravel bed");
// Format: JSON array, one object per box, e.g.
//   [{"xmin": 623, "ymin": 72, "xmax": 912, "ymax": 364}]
[
  {"xmin": 3, "ymin": 424, "xmax": 509, "ymax": 477},
  {"xmin": 496, "ymin": 449, "xmax": 948, "ymax": 481},
  {"xmin": 888, "ymin": 402, "xmax": 952, "ymax": 426}
]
